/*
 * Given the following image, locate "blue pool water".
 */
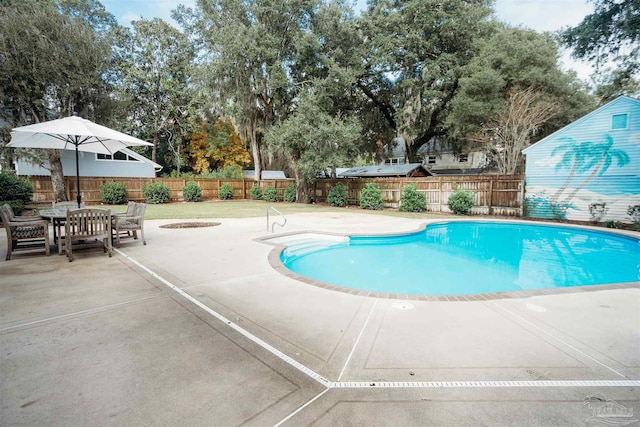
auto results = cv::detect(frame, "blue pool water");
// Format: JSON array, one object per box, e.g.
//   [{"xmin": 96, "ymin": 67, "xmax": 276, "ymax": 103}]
[{"xmin": 281, "ymin": 222, "xmax": 640, "ymax": 296}]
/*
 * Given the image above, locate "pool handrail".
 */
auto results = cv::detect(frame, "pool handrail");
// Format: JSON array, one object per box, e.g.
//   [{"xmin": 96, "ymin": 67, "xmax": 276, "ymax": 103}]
[{"xmin": 267, "ymin": 206, "xmax": 287, "ymax": 233}]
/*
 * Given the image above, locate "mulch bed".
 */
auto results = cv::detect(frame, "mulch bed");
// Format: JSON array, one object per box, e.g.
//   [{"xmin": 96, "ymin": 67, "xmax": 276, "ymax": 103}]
[{"xmin": 159, "ymin": 222, "xmax": 221, "ymax": 229}]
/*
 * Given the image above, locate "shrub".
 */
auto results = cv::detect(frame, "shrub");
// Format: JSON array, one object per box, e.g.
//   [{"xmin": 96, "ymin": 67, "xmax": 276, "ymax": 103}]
[
  {"xmin": 249, "ymin": 184, "xmax": 262, "ymax": 200},
  {"xmin": 359, "ymin": 182, "xmax": 383, "ymax": 210},
  {"xmin": 628, "ymin": 205, "xmax": 640, "ymax": 227},
  {"xmin": 0, "ymin": 170, "xmax": 33, "ymax": 204},
  {"xmin": 399, "ymin": 184, "xmax": 426, "ymax": 212},
  {"xmin": 447, "ymin": 185, "xmax": 475, "ymax": 215},
  {"xmin": 283, "ymin": 183, "xmax": 296, "ymax": 202},
  {"xmin": 100, "ymin": 181, "xmax": 128, "ymax": 204},
  {"xmin": 142, "ymin": 182, "xmax": 170, "ymax": 204},
  {"xmin": 4, "ymin": 199, "xmax": 25, "ymax": 215},
  {"xmin": 327, "ymin": 183, "xmax": 348, "ymax": 207},
  {"xmin": 589, "ymin": 202, "xmax": 608, "ymax": 223},
  {"xmin": 218, "ymin": 183, "xmax": 233, "ymax": 200},
  {"xmin": 262, "ymin": 186, "xmax": 278, "ymax": 202},
  {"xmin": 183, "ymin": 181, "xmax": 202, "ymax": 202}
]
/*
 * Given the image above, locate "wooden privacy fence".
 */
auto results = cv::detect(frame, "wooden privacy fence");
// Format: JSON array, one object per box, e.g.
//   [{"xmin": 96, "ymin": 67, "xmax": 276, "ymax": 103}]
[
  {"xmin": 27, "ymin": 175, "xmax": 524, "ymax": 216},
  {"xmin": 313, "ymin": 176, "xmax": 524, "ymax": 216},
  {"xmin": 27, "ymin": 177, "xmax": 295, "ymax": 204}
]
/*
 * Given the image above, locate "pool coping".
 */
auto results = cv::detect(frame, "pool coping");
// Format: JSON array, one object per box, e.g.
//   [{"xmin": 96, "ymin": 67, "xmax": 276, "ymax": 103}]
[{"xmin": 256, "ymin": 218, "xmax": 640, "ymax": 301}]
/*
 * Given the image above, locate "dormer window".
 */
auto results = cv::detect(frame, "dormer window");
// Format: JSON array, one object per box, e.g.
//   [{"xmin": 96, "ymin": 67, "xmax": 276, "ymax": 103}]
[{"xmin": 612, "ymin": 113, "xmax": 628, "ymax": 129}]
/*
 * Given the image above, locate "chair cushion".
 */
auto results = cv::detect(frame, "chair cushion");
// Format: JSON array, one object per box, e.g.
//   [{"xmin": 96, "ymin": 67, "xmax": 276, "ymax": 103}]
[
  {"xmin": 12, "ymin": 225, "xmax": 45, "ymax": 239},
  {"xmin": 117, "ymin": 221, "xmax": 139, "ymax": 230}
]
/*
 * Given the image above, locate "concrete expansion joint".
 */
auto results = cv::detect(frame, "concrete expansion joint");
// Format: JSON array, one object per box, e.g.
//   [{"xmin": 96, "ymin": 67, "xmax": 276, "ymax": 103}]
[{"xmin": 116, "ymin": 249, "xmax": 640, "ymax": 393}]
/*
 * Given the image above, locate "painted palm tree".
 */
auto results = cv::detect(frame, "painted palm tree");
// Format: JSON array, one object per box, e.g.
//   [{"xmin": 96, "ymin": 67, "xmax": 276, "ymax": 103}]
[
  {"xmin": 560, "ymin": 135, "xmax": 630, "ymax": 204},
  {"xmin": 550, "ymin": 137, "xmax": 594, "ymax": 202}
]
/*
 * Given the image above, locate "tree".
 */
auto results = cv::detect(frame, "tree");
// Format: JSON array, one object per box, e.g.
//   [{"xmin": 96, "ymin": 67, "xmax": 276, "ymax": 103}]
[
  {"xmin": 113, "ymin": 18, "xmax": 198, "ymax": 170},
  {"xmin": 265, "ymin": 92, "xmax": 361, "ymax": 202},
  {"xmin": 188, "ymin": 118, "xmax": 252, "ymax": 173},
  {"xmin": 0, "ymin": 0, "xmax": 118, "ymax": 201},
  {"xmin": 448, "ymin": 26, "xmax": 595, "ymax": 143},
  {"xmin": 356, "ymin": 0, "xmax": 494, "ymax": 160},
  {"xmin": 468, "ymin": 88, "xmax": 560, "ymax": 174},
  {"xmin": 562, "ymin": 0, "xmax": 639, "ymax": 90},
  {"xmin": 175, "ymin": 0, "xmax": 321, "ymax": 180}
]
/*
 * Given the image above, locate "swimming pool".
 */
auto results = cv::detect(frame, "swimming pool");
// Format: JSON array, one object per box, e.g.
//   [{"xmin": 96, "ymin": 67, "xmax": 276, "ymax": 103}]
[{"xmin": 280, "ymin": 222, "xmax": 640, "ymax": 296}]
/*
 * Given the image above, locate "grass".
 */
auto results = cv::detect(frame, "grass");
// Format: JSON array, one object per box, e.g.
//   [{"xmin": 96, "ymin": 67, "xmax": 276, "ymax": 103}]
[{"xmin": 86, "ymin": 200, "xmax": 451, "ymax": 221}]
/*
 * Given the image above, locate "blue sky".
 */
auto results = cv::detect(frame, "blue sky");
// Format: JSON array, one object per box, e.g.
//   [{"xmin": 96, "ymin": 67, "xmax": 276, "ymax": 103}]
[{"xmin": 101, "ymin": 0, "xmax": 596, "ymax": 80}]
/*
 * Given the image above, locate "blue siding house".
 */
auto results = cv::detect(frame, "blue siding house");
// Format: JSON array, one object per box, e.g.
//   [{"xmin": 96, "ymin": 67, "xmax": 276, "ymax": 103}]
[
  {"xmin": 14, "ymin": 147, "xmax": 161, "ymax": 178},
  {"xmin": 522, "ymin": 96, "xmax": 640, "ymax": 223}
]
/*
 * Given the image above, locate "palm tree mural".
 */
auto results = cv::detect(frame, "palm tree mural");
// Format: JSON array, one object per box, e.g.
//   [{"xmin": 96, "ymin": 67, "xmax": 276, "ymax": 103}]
[
  {"xmin": 552, "ymin": 135, "xmax": 630, "ymax": 204},
  {"xmin": 550, "ymin": 137, "xmax": 592, "ymax": 202}
]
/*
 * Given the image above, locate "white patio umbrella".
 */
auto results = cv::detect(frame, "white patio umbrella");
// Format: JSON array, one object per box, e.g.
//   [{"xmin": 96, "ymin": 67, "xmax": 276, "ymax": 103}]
[{"xmin": 8, "ymin": 116, "xmax": 153, "ymax": 206}]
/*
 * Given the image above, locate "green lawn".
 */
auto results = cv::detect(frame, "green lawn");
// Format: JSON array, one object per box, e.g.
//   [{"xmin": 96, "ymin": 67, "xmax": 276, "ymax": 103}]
[{"xmin": 87, "ymin": 200, "xmax": 450, "ymax": 221}]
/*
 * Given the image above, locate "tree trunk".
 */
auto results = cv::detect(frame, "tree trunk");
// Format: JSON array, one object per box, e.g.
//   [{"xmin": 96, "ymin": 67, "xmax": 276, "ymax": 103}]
[
  {"xmin": 48, "ymin": 150, "xmax": 67, "ymax": 202},
  {"xmin": 250, "ymin": 118, "xmax": 262, "ymax": 181}
]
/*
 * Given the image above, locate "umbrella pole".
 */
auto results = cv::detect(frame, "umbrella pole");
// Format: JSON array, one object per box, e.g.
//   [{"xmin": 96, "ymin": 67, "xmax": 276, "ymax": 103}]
[{"xmin": 75, "ymin": 144, "xmax": 82, "ymax": 207}]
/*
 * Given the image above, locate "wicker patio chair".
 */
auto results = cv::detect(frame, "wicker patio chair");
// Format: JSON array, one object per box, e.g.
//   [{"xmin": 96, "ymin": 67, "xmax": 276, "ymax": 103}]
[
  {"xmin": 0, "ymin": 204, "xmax": 50, "ymax": 260},
  {"xmin": 112, "ymin": 202, "xmax": 146, "ymax": 248},
  {"xmin": 65, "ymin": 208, "xmax": 112, "ymax": 262}
]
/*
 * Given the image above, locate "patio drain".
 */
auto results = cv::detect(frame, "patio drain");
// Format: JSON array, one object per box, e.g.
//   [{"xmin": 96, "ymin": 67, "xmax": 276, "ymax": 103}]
[{"xmin": 159, "ymin": 222, "xmax": 221, "ymax": 229}]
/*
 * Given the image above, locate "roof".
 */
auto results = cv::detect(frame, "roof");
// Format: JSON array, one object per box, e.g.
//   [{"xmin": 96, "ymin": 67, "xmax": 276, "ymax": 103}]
[
  {"xmin": 522, "ymin": 96, "xmax": 640, "ymax": 154},
  {"xmin": 428, "ymin": 168, "xmax": 485, "ymax": 176},
  {"xmin": 338, "ymin": 163, "xmax": 431, "ymax": 178},
  {"xmin": 242, "ymin": 170, "xmax": 288, "ymax": 180},
  {"xmin": 120, "ymin": 147, "xmax": 163, "ymax": 172}
]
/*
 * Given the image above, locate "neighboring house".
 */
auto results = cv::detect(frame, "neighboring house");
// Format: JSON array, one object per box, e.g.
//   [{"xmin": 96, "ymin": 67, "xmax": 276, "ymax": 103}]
[
  {"xmin": 522, "ymin": 96, "xmax": 640, "ymax": 223},
  {"xmin": 14, "ymin": 147, "xmax": 161, "ymax": 178},
  {"xmin": 417, "ymin": 138, "xmax": 486, "ymax": 174},
  {"xmin": 382, "ymin": 136, "xmax": 486, "ymax": 174},
  {"xmin": 338, "ymin": 163, "xmax": 431, "ymax": 178}
]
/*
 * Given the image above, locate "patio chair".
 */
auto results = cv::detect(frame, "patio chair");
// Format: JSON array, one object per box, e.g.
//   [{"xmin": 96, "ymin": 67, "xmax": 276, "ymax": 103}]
[
  {"xmin": 0, "ymin": 204, "xmax": 50, "ymax": 260},
  {"xmin": 65, "ymin": 208, "xmax": 112, "ymax": 262},
  {"xmin": 1, "ymin": 203, "xmax": 43, "ymax": 223},
  {"xmin": 112, "ymin": 202, "xmax": 146, "ymax": 248}
]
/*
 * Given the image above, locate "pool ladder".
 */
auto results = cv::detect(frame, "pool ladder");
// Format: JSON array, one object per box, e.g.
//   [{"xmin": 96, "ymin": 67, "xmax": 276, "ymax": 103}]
[{"xmin": 267, "ymin": 206, "xmax": 287, "ymax": 233}]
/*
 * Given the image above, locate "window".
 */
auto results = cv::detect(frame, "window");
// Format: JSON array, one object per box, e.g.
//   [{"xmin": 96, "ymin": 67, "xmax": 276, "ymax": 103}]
[
  {"xmin": 428, "ymin": 156, "xmax": 436, "ymax": 165},
  {"xmin": 612, "ymin": 113, "xmax": 628, "ymax": 129},
  {"xmin": 96, "ymin": 151, "xmax": 140, "ymax": 162},
  {"xmin": 458, "ymin": 154, "xmax": 468, "ymax": 162}
]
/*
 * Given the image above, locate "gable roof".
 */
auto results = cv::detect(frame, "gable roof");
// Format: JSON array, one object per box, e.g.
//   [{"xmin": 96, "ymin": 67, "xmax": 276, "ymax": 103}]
[
  {"xmin": 338, "ymin": 163, "xmax": 431, "ymax": 178},
  {"xmin": 522, "ymin": 96, "xmax": 640, "ymax": 155},
  {"xmin": 120, "ymin": 147, "xmax": 163, "ymax": 172}
]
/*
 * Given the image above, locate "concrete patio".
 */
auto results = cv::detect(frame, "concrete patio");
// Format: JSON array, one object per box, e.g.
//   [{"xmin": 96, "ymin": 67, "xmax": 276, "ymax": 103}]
[{"xmin": 1, "ymin": 212, "xmax": 639, "ymax": 426}]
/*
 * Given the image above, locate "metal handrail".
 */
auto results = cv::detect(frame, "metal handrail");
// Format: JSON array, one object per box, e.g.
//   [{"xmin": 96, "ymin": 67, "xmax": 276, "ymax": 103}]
[{"xmin": 267, "ymin": 206, "xmax": 287, "ymax": 233}]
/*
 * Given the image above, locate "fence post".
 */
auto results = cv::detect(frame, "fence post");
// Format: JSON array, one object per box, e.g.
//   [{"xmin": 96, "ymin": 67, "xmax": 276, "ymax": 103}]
[{"xmin": 488, "ymin": 179, "xmax": 494, "ymax": 215}]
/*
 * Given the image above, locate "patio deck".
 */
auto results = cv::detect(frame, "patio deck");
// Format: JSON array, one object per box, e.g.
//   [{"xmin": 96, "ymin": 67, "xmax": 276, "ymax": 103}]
[{"xmin": 1, "ymin": 212, "xmax": 639, "ymax": 426}]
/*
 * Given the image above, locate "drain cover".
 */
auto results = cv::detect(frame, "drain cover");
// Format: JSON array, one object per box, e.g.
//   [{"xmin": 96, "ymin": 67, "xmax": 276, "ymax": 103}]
[
  {"xmin": 159, "ymin": 222, "xmax": 221, "ymax": 229},
  {"xmin": 392, "ymin": 301, "xmax": 414, "ymax": 310}
]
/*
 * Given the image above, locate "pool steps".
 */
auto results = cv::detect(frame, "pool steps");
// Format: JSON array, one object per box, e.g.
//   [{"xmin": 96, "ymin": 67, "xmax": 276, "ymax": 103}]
[{"xmin": 268, "ymin": 233, "xmax": 349, "ymax": 261}]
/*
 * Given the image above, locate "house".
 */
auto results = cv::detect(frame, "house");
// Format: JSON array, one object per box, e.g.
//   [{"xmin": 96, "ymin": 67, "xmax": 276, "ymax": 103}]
[
  {"xmin": 522, "ymin": 96, "xmax": 640, "ymax": 222},
  {"xmin": 14, "ymin": 147, "xmax": 161, "ymax": 178},
  {"xmin": 338, "ymin": 163, "xmax": 431, "ymax": 178},
  {"xmin": 382, "ymin": 136, "xmax": 486, "ymax": 174}
]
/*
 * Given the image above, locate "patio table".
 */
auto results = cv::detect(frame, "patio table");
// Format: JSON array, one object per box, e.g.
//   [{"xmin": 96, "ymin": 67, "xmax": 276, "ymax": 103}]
[{"xmin": 40, "ymin": 208, "xmax": 119, "ymax": 255}]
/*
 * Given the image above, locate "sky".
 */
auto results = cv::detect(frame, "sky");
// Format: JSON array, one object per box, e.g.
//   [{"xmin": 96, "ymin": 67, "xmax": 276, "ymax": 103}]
[{"xmin": 101, "ymin": 0, "xmax": 596, "ymax": 80}]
